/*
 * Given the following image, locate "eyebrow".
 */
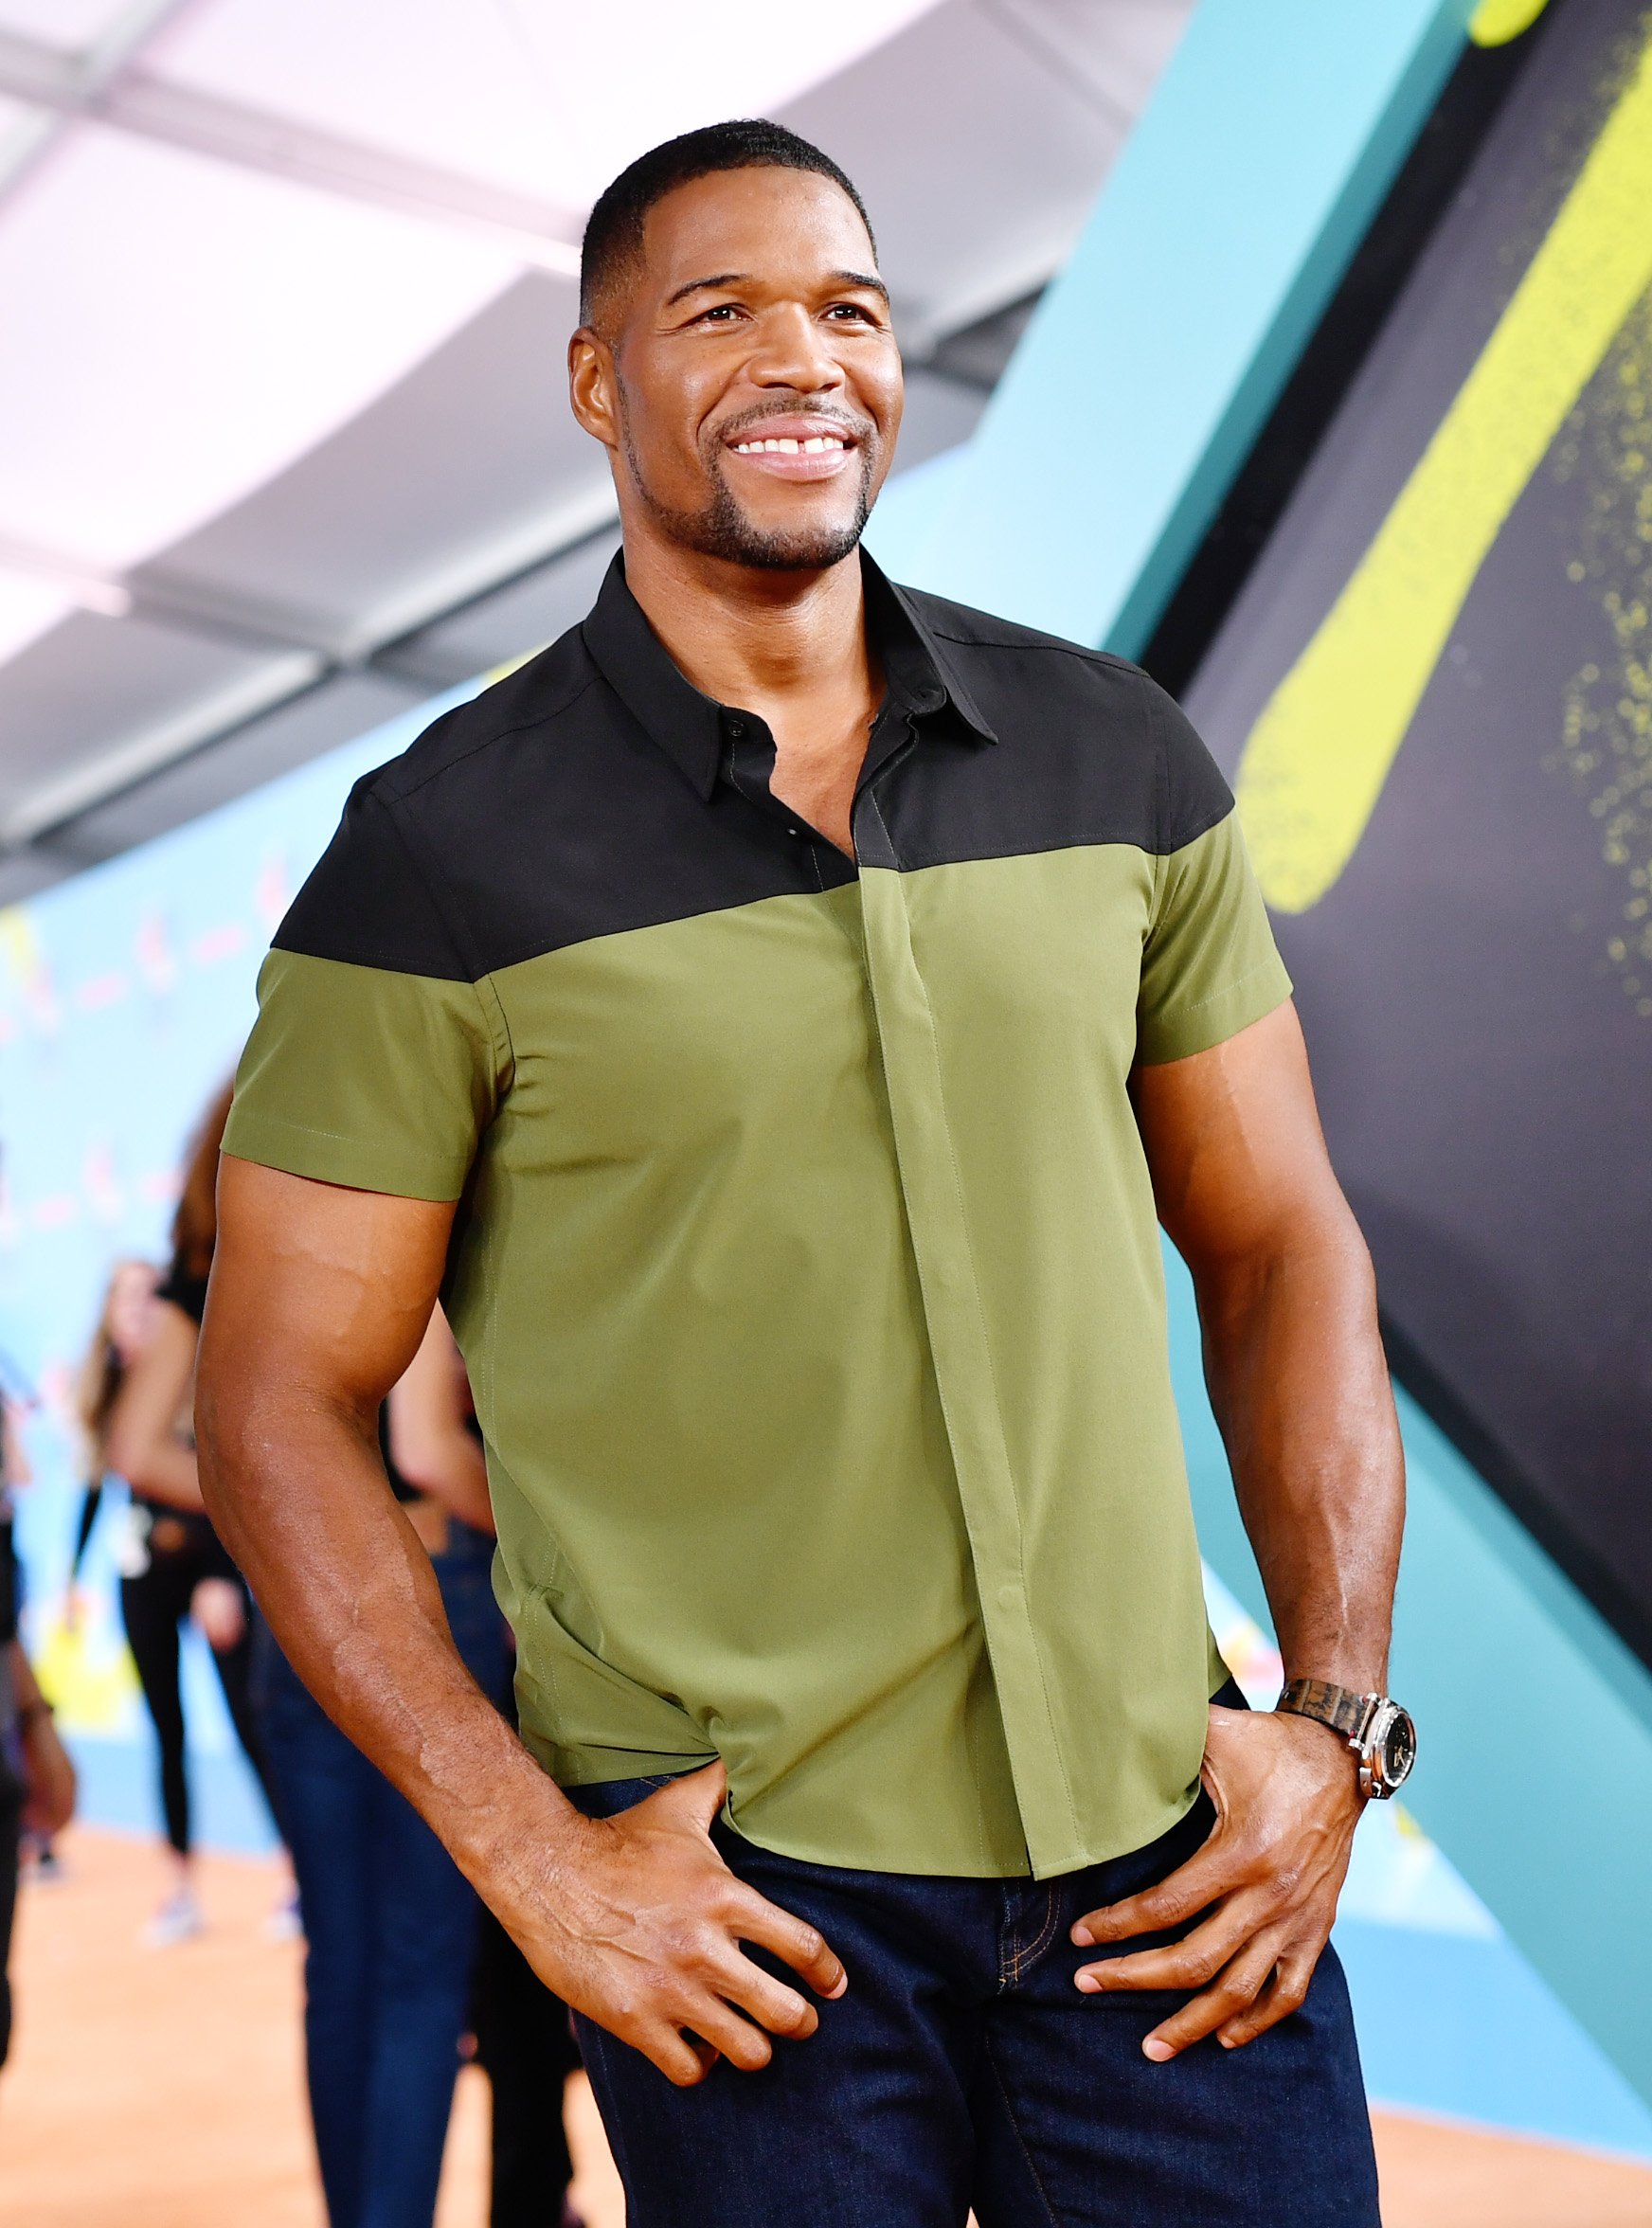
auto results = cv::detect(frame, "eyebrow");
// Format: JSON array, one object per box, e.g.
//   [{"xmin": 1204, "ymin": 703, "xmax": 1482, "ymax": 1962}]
[{"xmin": 664, "ymin": 268, "xmax": 891, "ymax": 309}]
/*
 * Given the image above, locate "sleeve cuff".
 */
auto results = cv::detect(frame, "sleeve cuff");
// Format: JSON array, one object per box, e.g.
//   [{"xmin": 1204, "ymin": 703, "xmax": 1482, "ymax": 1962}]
[
  {"xmin": 1135, "ymin": 953, "xmax": 1293, "ymax": 1067},
  {"xmin": 220, "ymin": 1105, "xmax": 470, "ymax": 1203}
]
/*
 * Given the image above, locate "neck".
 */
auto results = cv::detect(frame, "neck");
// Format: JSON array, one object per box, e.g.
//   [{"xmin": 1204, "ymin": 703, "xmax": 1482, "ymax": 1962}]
[{"xmin": 620, "ymin": 526, "xmax": 874, "ymax": 720}]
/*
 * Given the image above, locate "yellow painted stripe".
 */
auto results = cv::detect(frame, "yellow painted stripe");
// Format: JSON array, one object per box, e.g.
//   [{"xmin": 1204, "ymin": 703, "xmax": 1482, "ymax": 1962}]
[
  {"xmin": 1469, "ymin": 0, "xmax": 1553, "ymax": 47},
  {"xmin": 1234, "ymin": 29, "xmax": 1652, "ymax": 913}
]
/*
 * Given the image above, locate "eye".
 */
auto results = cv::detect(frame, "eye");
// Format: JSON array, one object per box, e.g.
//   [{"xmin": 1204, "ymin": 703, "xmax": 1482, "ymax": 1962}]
[
  {"xmin": 695, "ymin": 302, "xmax": 744, "ymax": 324},
  {"xmin": 824, "ymin": 302, "xmax": 879, "ymax": 323}
]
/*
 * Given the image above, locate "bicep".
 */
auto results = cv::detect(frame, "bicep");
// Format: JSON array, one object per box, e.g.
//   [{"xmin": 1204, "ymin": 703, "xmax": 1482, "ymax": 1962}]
[
  {"xmin": 1132, "ymin": 1002, "xmax": 1353, "ymax": 1274},
  {"xmin": 203, "ymin": 1158, "xmax": 456, "ymax": 1417}
]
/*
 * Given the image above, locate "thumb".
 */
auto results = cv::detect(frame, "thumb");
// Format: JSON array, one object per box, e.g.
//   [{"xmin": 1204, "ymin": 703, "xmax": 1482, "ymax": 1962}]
[{"xmin": 652, "ymin": 1757, "xmax": 727, "ymax": 1834}]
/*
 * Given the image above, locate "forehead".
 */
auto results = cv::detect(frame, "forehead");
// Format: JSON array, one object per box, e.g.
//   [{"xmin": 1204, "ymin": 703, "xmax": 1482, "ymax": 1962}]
[{"xmin": 637, "ymin": 167, "xmax": 876, "ymax": 294}]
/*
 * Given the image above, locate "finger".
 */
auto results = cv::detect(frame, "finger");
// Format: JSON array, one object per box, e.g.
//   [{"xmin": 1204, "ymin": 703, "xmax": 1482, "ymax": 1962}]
[
  {"xmin": 705, "ymin": 1940, "xmax": 821, "ymax": 2040},
  {"xmin": 645, "ymin": 1758, "xmax": 729, "ymax": 1835},
  {"xmin": 1141, "ymin": 1930, "xmax": 1289, "ymax": 2063},
  {"xmin": 634, "ymin": 2019, "xmax": 719, "ymax": 2089},
  {"xmin": 1075, "ymin": 1895, "xmax": 1268, "ymax": 1996},
  {"xmin": 727, "ymin": 1884, "xmax": 848, "ymax": 2000},
  {"xmin": 1216, "ymin": 1948, "xmax": 1318, "ymax": 2050},
  {"xmin": 674, "ymin": 1993, "xmax": 777, "ymax": 2074},
  {"xmin": 1071, "ymin": 1838, "xmax": 1237, "ymax": 1948}
]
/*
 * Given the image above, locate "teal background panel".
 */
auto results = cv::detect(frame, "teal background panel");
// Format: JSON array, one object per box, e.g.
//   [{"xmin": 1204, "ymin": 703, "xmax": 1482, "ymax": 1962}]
[{"xmin": 902, "ymin": 0, "xmax": 1479, "ymax": 655}]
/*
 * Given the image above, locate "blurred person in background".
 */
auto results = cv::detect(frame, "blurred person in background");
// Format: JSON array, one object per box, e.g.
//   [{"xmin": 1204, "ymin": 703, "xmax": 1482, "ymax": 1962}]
[
  {"xmin": 68, "ymin": 1257, "xmax": 160, "ymax": 1603},
  {"xmin": 249, "ymin": 1298, "xmax": 512, "ymax": 2228},
  {"xmin": 2, "ymin": 1390, "xmax": 77, "ymax": 2070},
  {"xmin": 105, "ymin": 1087, "xmax": 282, "ymax": 1947},
  {"xmin": 390, "ymin": 1307, "xmax": 584, "ymax": 2228}
]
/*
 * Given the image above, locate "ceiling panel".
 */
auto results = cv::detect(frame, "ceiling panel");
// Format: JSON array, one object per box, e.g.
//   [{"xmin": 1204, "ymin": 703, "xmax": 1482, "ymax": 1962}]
[
  {"xmin": 0, "ymin": 0, "xmax": 135, "ymax": 43},
  {"xmin": 138, "ymin": 273, "xmax": 599, "ymax": 629},
  {"xmin": 156, "ymin": 0, "xmax": 943, "ymax": 210},
  {"xmin": 0, "ymin": 120, "xmax": 515, "ymax": 660},
  {"xmin": 0, "ymin": 609, "xmax": 277, "ymax": 822},
  {"xmin": 45, "ymin": 668, "xmax": 423, "ymax": 871},
  {"xmin": 0, "ymin": 569, "xmax": 73, "ymax": 668}
]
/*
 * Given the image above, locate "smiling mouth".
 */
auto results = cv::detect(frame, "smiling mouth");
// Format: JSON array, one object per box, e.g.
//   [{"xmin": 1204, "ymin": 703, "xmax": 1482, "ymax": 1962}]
[{"xmin": 720, "ymin": 415, "xmax": 864, "ymax": 483}]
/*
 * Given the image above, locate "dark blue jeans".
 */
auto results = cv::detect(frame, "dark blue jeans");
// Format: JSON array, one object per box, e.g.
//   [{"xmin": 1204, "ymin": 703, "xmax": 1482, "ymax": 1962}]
[
  {"xmin": 256, "ymin": 1520, "xmax": 509, "ymax": 2228},
  {"xmin": 569, "ymin": 1764, "xmax": 1379, "ymax": 2228}
]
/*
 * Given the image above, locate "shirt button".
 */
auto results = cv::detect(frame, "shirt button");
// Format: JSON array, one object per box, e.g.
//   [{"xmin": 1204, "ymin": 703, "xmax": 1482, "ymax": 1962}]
[
  {"xmin": 727, "ymin": 719, "xmax": 745, "ymax": 737},
  {"xmin": 787, "ymin": 826, "xmax": 800, "ymax": 838},
  {"xmin": 997, "ymin": 1581, "xmax": 1020, "ymax": 1609}
]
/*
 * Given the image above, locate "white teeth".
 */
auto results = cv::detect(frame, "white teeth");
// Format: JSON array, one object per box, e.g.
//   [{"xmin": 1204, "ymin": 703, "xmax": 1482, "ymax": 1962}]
[{"xmin": 733, "ymin": 433, "xmax": 848, "ymax": 454}]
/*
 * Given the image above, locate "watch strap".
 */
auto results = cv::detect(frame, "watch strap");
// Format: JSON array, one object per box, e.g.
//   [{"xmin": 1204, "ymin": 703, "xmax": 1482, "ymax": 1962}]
[{"xmin": 1276, "ymin": 1677, "xmax": 1377, "ymax": 1746}]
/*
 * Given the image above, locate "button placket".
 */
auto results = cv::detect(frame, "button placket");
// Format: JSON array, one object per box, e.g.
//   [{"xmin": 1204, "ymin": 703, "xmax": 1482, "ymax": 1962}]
[{"xmin": 853, "ymin": 787, "xmax": 1084, "ymax": 1878}]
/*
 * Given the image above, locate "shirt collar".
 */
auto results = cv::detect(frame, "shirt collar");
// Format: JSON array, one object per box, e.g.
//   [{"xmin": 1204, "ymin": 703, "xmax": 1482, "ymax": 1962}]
[{"xmin": 582, "ymin": 548, "xmax": 997, "ymax": 801}]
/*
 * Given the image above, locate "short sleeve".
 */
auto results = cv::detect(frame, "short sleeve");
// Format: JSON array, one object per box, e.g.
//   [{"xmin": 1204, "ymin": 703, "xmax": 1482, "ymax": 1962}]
[
  {"xmin": 1136, "ymin": 691, "xmax": 1291, "ymax": 1066},
  {"xmin": 222, "ymin": 781, "xmax": 510, "ymax": 1201}
]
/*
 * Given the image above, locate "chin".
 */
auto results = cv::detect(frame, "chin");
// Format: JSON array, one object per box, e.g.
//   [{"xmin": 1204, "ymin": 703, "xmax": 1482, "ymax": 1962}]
[
  {"xmin": 638, "ymin": 459, "xmax": 875, "ymax": 572},
  {"xmin": 725, "ymin": 515, "xmax": 868, "ymax": 571}
]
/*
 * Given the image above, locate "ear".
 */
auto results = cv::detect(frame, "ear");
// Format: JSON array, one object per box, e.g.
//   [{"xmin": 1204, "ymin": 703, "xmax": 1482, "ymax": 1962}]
[{"xmin": 568, "ymin": 329, "xmax": 620, "ymax": 451}]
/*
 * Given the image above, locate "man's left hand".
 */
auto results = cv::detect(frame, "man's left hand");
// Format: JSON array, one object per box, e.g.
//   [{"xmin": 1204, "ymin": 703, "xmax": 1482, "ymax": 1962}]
[{"xmin": 1070, "ymin": 1701, "xmax": 1363, "ymax": 2060}]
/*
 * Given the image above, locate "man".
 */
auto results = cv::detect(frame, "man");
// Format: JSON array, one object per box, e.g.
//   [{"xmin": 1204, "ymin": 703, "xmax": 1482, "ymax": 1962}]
[{"xmin": 200, "ymin": 120, "xmax": 1410, "ymax": 2226}]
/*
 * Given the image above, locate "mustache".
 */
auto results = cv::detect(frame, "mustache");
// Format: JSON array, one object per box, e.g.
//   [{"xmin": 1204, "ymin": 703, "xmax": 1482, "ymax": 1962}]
[{"xmin": 711, "ymin": 401, "xmax": 876, "ymax": 446}]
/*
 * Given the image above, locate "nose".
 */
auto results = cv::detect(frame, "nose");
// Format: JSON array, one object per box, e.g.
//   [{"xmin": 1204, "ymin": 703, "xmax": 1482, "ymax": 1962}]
[{"xmin": 746, "ymin": 301, "xmax": 845, "ymax": 396}]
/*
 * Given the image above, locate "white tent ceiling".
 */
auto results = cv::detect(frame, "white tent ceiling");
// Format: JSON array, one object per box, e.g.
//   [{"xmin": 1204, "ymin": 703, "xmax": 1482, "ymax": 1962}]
[{"xmin": 0, "ymin": 0, "xmax": 1191, "ymax": 902}]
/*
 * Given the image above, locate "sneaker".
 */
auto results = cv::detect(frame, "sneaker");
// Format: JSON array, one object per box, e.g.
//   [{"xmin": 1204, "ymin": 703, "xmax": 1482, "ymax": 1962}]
[{"xmin": 142, "ymin": 1886, "xmax": 205, "ymax": 1949}]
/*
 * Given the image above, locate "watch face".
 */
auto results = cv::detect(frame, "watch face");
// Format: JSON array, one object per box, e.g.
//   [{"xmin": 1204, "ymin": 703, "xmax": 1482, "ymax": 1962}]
[{"xmin": 1376, "ymin": 1705, "xmax": 1417, "ymax": 1792}]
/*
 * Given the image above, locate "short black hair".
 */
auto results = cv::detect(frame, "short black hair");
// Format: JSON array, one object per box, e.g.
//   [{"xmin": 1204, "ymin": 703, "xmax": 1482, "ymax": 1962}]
[{"xmin": 580, "ymin": 119, "xmax": 876, "ymax": 332}]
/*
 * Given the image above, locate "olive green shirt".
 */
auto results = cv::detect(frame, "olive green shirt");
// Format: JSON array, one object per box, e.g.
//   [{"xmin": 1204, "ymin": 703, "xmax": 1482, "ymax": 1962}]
[{"xmin": 224, "ymin": 554, "xmax": 1290, "ymax": 1878}]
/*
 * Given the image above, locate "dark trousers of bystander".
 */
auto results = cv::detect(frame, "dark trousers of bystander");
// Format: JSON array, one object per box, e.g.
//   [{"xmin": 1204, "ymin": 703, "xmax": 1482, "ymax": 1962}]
[
  {"xmin": 119, "ymin": 1510, "xmax": 277, "ymax": 1851},
  {"xmin": 256, "ymin": 1519, "xmax": 509, "ymax": 2228}
]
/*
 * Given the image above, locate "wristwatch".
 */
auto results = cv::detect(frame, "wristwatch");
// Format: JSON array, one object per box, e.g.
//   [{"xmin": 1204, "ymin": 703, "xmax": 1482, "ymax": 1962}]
[{"xmin": 1276, "ymin": 1679, "xmax": 1416, "ymax": 1799}]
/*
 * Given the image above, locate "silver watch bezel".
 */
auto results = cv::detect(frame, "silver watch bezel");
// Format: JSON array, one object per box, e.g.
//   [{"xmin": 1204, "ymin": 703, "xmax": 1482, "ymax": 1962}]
[{"xmin": 1357, "ymin": 1698, "xmax": 1416, "ymax": 1799}]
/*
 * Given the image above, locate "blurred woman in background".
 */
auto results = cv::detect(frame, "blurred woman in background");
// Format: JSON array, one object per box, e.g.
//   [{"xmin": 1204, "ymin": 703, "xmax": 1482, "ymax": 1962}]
[
  {"xmin": 70, "ymin": 1259, "xmax": 159, "ymax": 1578},
  {"xmin": 104, "ymin": 1086, "xmax": 281, "ymax": 1946},
  {"xmin": 255, "ymin": 1299, "xmax": 514, "ymax": 2228}
]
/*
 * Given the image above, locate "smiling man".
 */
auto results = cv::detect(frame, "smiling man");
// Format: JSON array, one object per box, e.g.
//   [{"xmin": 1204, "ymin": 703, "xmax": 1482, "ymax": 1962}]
[{"xmin": 199, "ymin": 121, "xmax": 1410, "ymax": 2227}]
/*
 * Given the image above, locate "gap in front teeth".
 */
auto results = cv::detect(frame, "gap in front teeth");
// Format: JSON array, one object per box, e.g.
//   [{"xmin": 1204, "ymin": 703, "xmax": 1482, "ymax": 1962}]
[{"xmin": 735, "ymin": 436, "xmax": 846, "ymax": 454}]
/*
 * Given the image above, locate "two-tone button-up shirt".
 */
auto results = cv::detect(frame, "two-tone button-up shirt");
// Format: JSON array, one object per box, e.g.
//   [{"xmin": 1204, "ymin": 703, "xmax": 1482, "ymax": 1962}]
[{"xmin": 224, "ymin": 551, "xmax": 1291, "ymax": 1879}]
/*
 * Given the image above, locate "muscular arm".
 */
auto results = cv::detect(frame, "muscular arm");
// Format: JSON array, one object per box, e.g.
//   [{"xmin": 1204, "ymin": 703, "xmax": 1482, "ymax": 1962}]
[
  {"xmin": 104, "ymin": 1303, "xmax": 206, "ymax": 1511},
  {"xmin": 1072, "ymin": 1001, "xmax": 1404, "ymax": 2057},
  {"xmin": 386, "ymin": 1303, "xmax": 494, "ymax": 1535},
  {"xmin": 198, "ymin": 1158, "xmax": 843, "ymax": 2083},
  {"xmin": 1140, "ymin": 999, "xmax": 1402, "ymax": 1689}
]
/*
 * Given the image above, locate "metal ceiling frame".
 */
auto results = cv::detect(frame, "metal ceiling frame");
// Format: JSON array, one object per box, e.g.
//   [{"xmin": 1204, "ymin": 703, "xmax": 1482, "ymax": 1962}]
[{"xmin": 0, "ymin": 17, "xmax": 584, "ymax": 271}]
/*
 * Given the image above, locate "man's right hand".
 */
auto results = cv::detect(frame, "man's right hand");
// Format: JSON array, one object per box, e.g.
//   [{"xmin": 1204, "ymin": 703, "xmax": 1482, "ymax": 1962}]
[{"xmin": 510, "ymin": 1759, "xmax": 846, "ymax": 2086}]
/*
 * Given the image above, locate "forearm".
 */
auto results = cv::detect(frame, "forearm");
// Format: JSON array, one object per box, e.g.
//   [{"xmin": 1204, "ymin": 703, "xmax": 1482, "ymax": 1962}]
[
  {"xmin": 197, "ymin": 1387, "xmax": 567, "ymax": 1907},
  {"xmin": 1195, "ymin": 1214, "xmax": 1402, "ymax": 1691}
]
